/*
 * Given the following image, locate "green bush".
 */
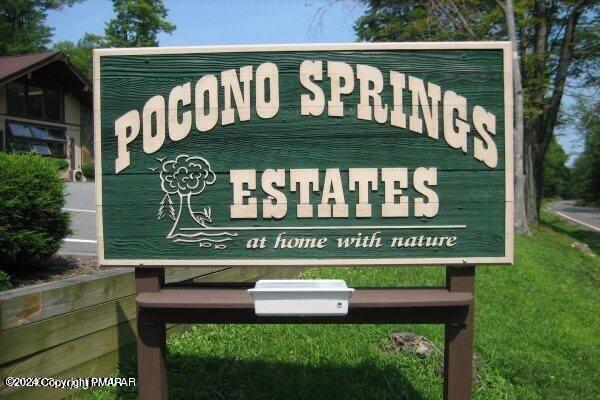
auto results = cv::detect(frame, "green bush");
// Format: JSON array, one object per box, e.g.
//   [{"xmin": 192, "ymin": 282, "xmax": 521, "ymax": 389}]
[
  {"xmin": 0, "ymin": 270, "xmax": 10, "ymax": 291},
  {"xmin": 82, "ymin": 162, "xmax": 95, "ymax": 180},
  {"xmin": 52, "ymin": 158, "xmax": 70, "ymax": 172},
  {"xmin": 0, "ymin": 153, "xmax": 70, "ymax": 271}
]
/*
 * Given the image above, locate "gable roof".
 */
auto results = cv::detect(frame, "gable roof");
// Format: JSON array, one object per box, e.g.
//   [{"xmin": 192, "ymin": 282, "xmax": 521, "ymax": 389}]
[{"xmin": 0, "ymin": 51, "xmax": 91, "ymax": 107}]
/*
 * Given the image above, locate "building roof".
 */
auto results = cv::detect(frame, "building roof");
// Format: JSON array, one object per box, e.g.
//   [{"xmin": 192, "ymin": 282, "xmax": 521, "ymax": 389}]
[{"xmin": 0, "ymin": 51, "xmax": 91, "ymax": 107}]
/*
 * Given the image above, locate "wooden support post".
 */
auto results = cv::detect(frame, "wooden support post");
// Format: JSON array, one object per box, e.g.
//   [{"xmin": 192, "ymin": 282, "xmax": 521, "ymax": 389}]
[
  {"xmin": 444, "ymin": 265, "xmax": 475, "ymax": 400},
  {"xmin": 136, "ymin": 268, "xmax": 168, "ymax": 400}
]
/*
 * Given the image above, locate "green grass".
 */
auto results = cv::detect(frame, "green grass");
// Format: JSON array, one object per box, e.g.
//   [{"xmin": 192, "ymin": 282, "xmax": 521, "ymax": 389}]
[{"xmin": 79, "ymin": 210, "xmax": 599, "ymax": 400}]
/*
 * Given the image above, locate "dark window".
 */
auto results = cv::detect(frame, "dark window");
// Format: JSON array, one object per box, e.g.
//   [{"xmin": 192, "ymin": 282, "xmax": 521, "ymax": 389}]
[
  {"xmin": 7, "ymin": 82, "xmax": 26, "ymax": 116},
  {"xmin": 48, "ymin": 141, "xmax": 66, "ymax": 157},
  {"xmin": 31, "ymin": 143, "xmax": 51, "ymax": 155},
  {"xmin": 6, "ymin": 121, "xmax": 67, "ymax": 158},
  {"xmin": 48, "ymin": 128, "xmax": 67, "ymax": 141},
  {"xmin": 9, "ymin": 141, "xmax": 31, "ymax": 152},
  {"xmin": 27, "ymin": 85, "xmax": 44, "ymax": 118},
  {"xmin": 6, "ymin": 80, "xmax": 64, "ymax": 122},
  {"xmin": 45, "ymin": 89, "xmax": 62, "ymax": 121}
]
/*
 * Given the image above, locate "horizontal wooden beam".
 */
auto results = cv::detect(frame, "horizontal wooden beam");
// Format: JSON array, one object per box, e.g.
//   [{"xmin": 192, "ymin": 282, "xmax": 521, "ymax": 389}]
[{"xmin": 137, "ymin": 287, "xmax": 472, "ymax": 325}]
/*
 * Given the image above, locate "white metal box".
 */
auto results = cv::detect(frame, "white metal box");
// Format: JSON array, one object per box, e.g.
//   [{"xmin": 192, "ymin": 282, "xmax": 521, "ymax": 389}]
[{"xmin": 248, "ymin": 280, "xmax": 355, "ymax": 316}]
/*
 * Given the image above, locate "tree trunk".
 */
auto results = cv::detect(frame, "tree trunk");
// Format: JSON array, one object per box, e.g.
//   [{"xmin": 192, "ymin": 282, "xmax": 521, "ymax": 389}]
[
  {"xmin": 504, "ymin": 0, "xmax": 529, "ymax": 234},
  {"xmin": 524, "ymin": 121, "xmax": 538, "ymax": 225},
  {"xmin": 524, "ymin": 0, "xmax": 588, "ymax": 224},
  {"xmin": 167, "ymin": 193, "xmax": 198, "ymax": 238}
]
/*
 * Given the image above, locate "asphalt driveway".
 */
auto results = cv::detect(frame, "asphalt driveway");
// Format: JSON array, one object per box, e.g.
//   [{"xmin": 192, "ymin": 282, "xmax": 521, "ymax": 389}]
[
  {"xmin": 547, "ymin": 200, "xmax": 600, "ymax": 232},
  {"xmin": 59, "ymin": 182, "xmax": 97, "ymax": 256}
]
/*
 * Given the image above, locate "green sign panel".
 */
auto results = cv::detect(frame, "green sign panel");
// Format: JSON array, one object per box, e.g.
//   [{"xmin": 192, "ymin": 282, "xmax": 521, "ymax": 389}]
[{"xmin": 94, "ymin": 43, "xmax": 513, "ymax": 267}]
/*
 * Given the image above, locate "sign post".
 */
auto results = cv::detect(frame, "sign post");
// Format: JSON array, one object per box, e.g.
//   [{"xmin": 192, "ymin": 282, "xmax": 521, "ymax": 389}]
[{"xmin": 94, "ymin": 42, "xmax": 513, "ymax": 399}]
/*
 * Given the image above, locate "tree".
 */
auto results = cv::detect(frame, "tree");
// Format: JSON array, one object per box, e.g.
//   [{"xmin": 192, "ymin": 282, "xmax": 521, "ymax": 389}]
[
  {"xmin": 54, "ymin": 0, "xmax": 176, "ymax": 78},
  {"xmin": 158, "ymin": 155, "xmax": 216, "ymax": 238},
  {"xmin": 499, "ymin": 0, "xmax": 528, "ymax": 234},
  {"xmin": 104, "ymin": 0, "xmax": 175, "ymax": 47},
  {"xmin": 354, "ymin": 0, "xmax": 599, "ymax": 224},
  {"xmin": 542, "ymin": 138, "xmax": 571, "ymax": 198},
  {"xmin": 0, "ymin": 0, "xmax": 81, "ymax": 56},
  {"xmin": 571, "ymin": 99, "xmax": 600, "ymax": 204},
  {"xmin": 54, "ymin": 33, "xmax": 105, "ymax": 78}
]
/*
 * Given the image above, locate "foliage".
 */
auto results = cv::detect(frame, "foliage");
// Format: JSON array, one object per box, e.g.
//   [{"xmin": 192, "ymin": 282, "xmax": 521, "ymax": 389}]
[
  {"xmin": 104, "ymin": 0, "xmax": 175, "ymax": 47},
  {"xmin": 52, "ymin": 158, "xmax": 70, "ymax": 172},
  {"xmin": 571, "ymin": 99, "xmax": 600, "ymax": 204},
  {"xmin": 83, "ymin": 209, "xmax": 599, "ymax": 400},
  {"xmin": 542, "ymin": 138, "xmax": 571, "ymax": 198},
  {"xmin": 53, "ymin": 0, "xmax": 176, "ymax": 78},
  {"xmin": 54, "ymin": 33, "xmax": 105, "ymax": 78},
  {"xmin": 0, "ymin": 270, "xmax": 10, "ymax": 291},
  {"xmin": 355, "ymin": 1, "xmax": 501, "ymax": 42},
  {"xmin": 81, "ymin": 162, "xmax": 95, "ymax": 180},
  {"xmin": 354, "ymin": 0, "xmax": 600, "ymax": 222},
  {"xmin": 0, "ymin": 153, "xmax": 70, "ymax": 271},
  {"xmin": 0, "ymin": 0, "xmax": 81, "ymax": 56}
]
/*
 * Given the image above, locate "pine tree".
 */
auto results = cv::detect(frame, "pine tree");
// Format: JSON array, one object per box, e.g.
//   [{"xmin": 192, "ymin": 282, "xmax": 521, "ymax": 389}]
[
  {"xmin": 104, "ymin": 0, "xmax": 175, "ymax": 47},
  {"xmin": 0, "ymin": 0, "xmax": 81, "ymax": 55},
  {"xmin": 157, "ymin": 193, "xmax": 176, "ymax": 221}
]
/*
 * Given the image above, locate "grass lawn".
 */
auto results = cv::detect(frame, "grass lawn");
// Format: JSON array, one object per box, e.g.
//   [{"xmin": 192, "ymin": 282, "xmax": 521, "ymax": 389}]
[{"xmin": 80, "ymin": 210, "xmax": 599, "ymax": 400}]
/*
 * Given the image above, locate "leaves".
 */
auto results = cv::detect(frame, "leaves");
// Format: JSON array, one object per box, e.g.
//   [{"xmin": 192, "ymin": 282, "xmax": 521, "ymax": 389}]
[
  {"xmin": 51, "ymin": 0, "xmax": 177, "ymax": 78},
  {"xmin": 104, "ymin": 0, "xmax": 176, "ymax": 48},
  {"xmin": 0, "ymin": 0, "xmax": 82, "ymax": 56},
  {"xmin": 53, "ymin": 33, "xmax": 106, "ymax": 79},
  {"xmin": 355, "ymin": 0, "xmax": 599, "ymax": 220}
]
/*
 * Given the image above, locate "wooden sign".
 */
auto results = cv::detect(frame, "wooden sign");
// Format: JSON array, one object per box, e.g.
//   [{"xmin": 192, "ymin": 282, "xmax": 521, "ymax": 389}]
[{"xmin": 94, "ymin": 43, "xmax": 513, "ymax": 267}]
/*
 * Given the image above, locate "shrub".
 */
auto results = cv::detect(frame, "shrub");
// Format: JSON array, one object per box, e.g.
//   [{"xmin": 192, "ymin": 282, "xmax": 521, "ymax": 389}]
[
  {"xmin": 0, "ymin": 270, "xmax": 10, "ymax": 291},
  {"xmin": 52, "ymin": 158, "xmax": 70, "ymax": 172},
  {"xmin": 0, "ymin": 153, "xmax": 70, "ymax": 271},
  {"xmin": 82, "ymin": 162, "xmax": 95, "ymax": 180}
]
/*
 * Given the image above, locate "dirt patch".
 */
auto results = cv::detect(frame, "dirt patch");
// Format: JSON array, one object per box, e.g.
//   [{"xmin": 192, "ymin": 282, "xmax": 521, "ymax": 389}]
[
  {"xmin": 385, "ymin": 332, "xmax": 482, "ymax": 383},
  {"xmin": 387, "ymin": 332, "xmax": 441, "ymax": 357}
]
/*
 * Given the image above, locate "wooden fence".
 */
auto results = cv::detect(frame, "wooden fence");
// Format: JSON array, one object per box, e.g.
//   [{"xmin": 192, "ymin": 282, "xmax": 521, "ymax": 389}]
[{"xmin": 0, "ymin": 266, "xmax": 304, "ymax": 400}]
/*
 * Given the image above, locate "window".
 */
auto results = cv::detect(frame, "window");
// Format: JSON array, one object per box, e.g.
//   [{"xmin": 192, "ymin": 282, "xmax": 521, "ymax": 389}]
[
  {"xmin": 30, "ymin": 125, "xmax": 49, "ymax": 139},
  {"xmin": 31, "ymin": 143, "xmax": 51, "ymax": 155},
  {"xmin": 45, "ymin": 89, "xmax": 62, "ymax": 121},
  {"xmin": 7, "ymin": 122, "xmax": 32, "ymax": 137},
  {"xmin": 48, "ymin": 128, "xmax": 67, "ymax": 141},
  {"xmin": 9, "ymin": 141, "xmax": 31, "ymax": 152},
  {"xmin": 27, "ymin": 85, "xmax": 44, "ymax": 118},
  {"xmin": 6, "ymin": 121, "xmax": 67, "ymax": 158},
  {"xmin": 7, "ymin": 82, "xmax": 26, "ymax": 116},
  {"xmin": 6, "ymin": 79, "xmax": 64, "ymax": 122},
  {"xmin": 48, "ymin": 142, "xmax": 66, "ymax": 157}
]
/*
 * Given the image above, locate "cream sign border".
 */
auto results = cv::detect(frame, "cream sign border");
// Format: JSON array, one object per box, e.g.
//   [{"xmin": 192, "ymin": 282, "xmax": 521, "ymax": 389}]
[{"xmin": 94, "ymin": 42, "xmax": 514, "ymax": 267}]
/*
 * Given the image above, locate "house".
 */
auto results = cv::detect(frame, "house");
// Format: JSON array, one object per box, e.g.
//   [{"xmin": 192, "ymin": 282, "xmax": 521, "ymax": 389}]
[{"xmin": 0, "ymin": 51, "xmax": 93, "ymax": 175}]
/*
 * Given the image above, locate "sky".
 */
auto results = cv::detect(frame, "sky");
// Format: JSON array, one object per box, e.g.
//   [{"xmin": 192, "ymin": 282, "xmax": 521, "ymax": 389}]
[
  {"xmin": 47, "ymin": 0, "xmax": 366, "ymax": 46},
  {"xmin": 47, "ymin": 0, "xmax": 585, "ymax": 162}
]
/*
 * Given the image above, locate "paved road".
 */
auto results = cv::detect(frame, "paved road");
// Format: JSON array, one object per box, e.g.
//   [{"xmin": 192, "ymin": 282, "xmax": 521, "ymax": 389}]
[
  {"xmin": 547, "ymin": 200, "xmax": 600, "ymax": 232},
  {"xmin": 59, "ymin": 182, "xmax": 98, "ymax": 256}
]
